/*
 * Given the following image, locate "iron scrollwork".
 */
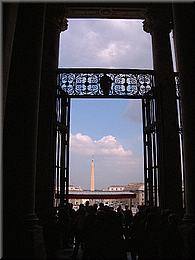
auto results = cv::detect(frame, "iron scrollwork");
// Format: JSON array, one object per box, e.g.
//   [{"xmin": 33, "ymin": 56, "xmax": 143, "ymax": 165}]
[
  {"xmin": 57, "ymin": 68, "xmax": 155, "ymax": 98},
  {"xmin": 57, "ymin": 69, "xmax": 180, "ymax": 99}
]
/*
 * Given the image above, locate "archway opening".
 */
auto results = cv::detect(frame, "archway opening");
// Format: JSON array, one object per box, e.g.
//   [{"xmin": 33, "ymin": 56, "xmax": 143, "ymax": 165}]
[{"xmin": 56, "ymin": 18, "xmax": 158, "ymax": 209}]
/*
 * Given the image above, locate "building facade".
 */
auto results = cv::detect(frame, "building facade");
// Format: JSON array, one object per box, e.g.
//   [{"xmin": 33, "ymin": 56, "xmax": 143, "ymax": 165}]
[{"xmin": 105, "ymin": 183, "xmax": 145, "ymax": 206}]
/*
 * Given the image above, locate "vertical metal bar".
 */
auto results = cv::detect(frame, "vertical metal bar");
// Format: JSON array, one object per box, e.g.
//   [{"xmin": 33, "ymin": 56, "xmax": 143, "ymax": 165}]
[
  {"xmin": 57, "ymin": 93, "xmax": 71, "ymax": 206},
  {"xmin": 65, "ymin": 97, "xmax": 71, "ymax": 203},
  {"xmin": 142, "ymin": 99, "xmax": 148, "ymax": 204},
  {"xmin": 146, "ymin": 99, "xmax": 153, "ymax": 206},
  {"xmin": 56, "ymin": 97, "xmax": 59, "ymax": 207},
  {"xmin": 59, "ymin": 92, "xmax": 66, "ymax": 206},
  {"xmin": 152, "ymin": 99, "xmax": 158, "ymax": 206},
  {"xmin": 56, "ymin": 131, "xmax": 60, "ymax": 194},
  {"xmin": 178, "ymin": 96, "xmax": 185, "ymax": 208},
  {"xmin": 55, "ymin": 86, "xmax": 61, "ymax": 207}
]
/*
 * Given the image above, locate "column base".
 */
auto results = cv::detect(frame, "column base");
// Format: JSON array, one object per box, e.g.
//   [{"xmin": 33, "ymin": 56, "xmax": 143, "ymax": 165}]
[
  {"xmin": 183, "ymin": 214, "xmax": 195, "ymax": 224},
  {"xmin": 4, "ymin": 213, "xmax": 47, "ymax": 259},
  {"xmin": 23, "ymin": 213, "xmax": 47, "ymax": 259},
  {"xmin": 179, "ymin": 218, "xmax": 195, "ymax": 259}
]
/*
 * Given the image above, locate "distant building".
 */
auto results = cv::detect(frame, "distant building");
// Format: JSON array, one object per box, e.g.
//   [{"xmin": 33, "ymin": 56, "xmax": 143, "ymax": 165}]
[
  {"xmin": 68, "ymin": 185, "xmax": 83, "ymax": 206},
  {"xmin": 68, "ymin": 190, "xmax": 135, "ymax": 210},
  {"xmin": 106, "ymin": 185, "xmax": 125, "ymax": 192},
  {"xmin": 102, "ymin": 182, "xmax": 144, "ymax": 209},
  {"xmin": 67, "ymin": 182, "xmax": 144, "ymax": 209},
  {"xmin": 137, "ymin": 183, "xmax": 145, "ymax": 205},
  {"xmin": 125, "ymin": 182, "xmax": 144, "ymax": 191},
  {"xmin": 69, "ymin": 184, "xmax": 83, "ymax": 191},
  {"xmin": 103, "ymin": 182, "xmax": 145, "ymax": 206},
  {"xmin": 125, "ymin": 182, "xmax": 145, "ymax": 206}
]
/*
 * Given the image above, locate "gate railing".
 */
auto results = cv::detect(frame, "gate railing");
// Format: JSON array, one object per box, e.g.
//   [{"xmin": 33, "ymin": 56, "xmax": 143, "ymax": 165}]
[{"xmin": 57, "ymin": 68, "xmax": 155, "ymax": 98}]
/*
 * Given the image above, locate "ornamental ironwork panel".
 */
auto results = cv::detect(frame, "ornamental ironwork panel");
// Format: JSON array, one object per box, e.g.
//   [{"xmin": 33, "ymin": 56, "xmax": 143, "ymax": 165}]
[{"xmin": 57, "ymin": 68, "xmax": 155, "ymax": 98}]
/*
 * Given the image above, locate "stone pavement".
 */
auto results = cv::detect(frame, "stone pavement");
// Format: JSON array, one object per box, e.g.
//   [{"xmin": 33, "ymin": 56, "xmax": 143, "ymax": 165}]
[{"xmin": 54, "ymin": 246, "xmax": 133, "ymax": 260}]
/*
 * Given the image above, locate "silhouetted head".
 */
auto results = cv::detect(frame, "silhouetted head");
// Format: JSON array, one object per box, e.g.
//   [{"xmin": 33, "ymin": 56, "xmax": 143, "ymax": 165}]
[
  {"xmin": 93, "ymin": 204, "xmax": 98, "ymax": 212},
  {"xmin": 117, "ymin": 205, "xmax": 122, "ymax": 212},
  {"xmin": 98, "ymin": 202, "xmax": 104, "ymax": 210},
  {"xmin": 87, "ymin": 205, "xmax": 96, "ymax": 215},
  {"xmin": 85, "ymin": 201, "xmax": 89, "ymax": 207},
  {"xmin": 79, "ymin": 203, "xmax": 84, "ymax": 210}
]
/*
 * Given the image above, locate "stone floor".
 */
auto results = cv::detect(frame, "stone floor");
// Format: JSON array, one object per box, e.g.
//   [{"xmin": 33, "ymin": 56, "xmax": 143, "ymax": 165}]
[
  {"xmin": 54, "ymin": 246, "xmax": 133, "ymax": 260},
  {"xmin": 55, "ymin": 248, "xmax": 74, "ymax": 259}
]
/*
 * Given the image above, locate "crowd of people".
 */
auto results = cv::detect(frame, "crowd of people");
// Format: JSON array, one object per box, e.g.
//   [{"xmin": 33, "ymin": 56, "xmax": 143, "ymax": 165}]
[{"xmin": 43, "ymin": 201, "xmax": 185, "ymax": 260}]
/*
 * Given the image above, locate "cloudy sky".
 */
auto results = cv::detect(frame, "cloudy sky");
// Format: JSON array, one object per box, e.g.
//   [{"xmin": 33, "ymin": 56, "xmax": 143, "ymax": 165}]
[{"xmin": 59, "ymin": 19, "xmax": 153, "ymax": 190}]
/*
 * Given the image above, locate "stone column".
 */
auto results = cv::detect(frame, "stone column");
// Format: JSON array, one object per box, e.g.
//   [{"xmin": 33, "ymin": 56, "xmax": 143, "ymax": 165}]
[
  {"xmin": 35, "ymin": 4, "xmax": 68, "ymax": 224},
  {"xmin": 3, "ymin": 4, "xmax": 46, "ymax": 258},
  {"xmin": 172, "ymin": 3, "xmax": 195, "ymax": 224},
  {"xmin": 172, "ymin": 7, "xmax": 195, "ymax": 258},
  {"xmin": 143, "ymin": 5, "xmax": 183, "ymax": 215},
  {"xmin": 3, "ymin": 3, "xmax": 18, "ymax": 121}
]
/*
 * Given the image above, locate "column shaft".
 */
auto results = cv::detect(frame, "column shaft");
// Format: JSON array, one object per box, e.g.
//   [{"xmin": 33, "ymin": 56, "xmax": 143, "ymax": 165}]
[
  {"xmin": 3, "ymin": 4, "xmax": 46, "ymax": 258},
  {"xmin": 3, "ymin": 3, "xmax": 18, "ymax": 120},
  {"xmin": 36, "ymin": 4, "xmax": 68, "ymax": 221},
  {"xmin": 172, "ymin": 4, "xmax": 195, "ymax": 222},
  {"xmin": 144, "ymin": 6, "xmax": 183, "ymax": 214}
]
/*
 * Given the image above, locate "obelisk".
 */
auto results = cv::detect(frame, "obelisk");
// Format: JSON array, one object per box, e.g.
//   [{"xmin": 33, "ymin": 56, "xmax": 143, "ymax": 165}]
[{"xmin": 90, "ymin": 159, "xmax": 95, "ymax": 191}]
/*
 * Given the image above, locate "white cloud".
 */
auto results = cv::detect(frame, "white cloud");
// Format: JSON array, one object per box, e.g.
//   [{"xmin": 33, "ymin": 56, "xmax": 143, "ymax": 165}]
[
  {"xmin": 86, "ymin": 30, "xmax": 99, "ymax": 41},
  {"xmin": 70, "ymin": 133, "xmax": 132, "ymax": 157},
  {"xmin": 59, "ymin": 19, "xmax": 153, "ymax": 69},
  {"xmin": 70, "ymin": 132, "xmax": 144, "ymax": 189},
  {"xmin": 108, "ymin": 19, "xmax": 142, "ymax": 33},
  {"xmin": 97, "ymin": 42, "xmax": 130, "ymax": 62},
  {"xmin": 108, "ymin": 19, "xmax": 130, "ymax": 29}
]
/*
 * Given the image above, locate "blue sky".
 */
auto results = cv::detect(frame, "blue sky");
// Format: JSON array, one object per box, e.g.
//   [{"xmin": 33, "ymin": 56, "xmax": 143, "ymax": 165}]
[
  {"xmin": 70, "ymin": 99, "xmax": 143, "ymax": 153},
  {"xmin": 59, "ymin": 19, "xmax": 153, "ymax": 189}
]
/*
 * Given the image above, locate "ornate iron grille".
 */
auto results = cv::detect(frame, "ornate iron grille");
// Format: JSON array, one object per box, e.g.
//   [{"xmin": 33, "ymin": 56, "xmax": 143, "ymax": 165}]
[{"xmin": 57, "ymin": 68, "xmax": 155, "ymax": 98}]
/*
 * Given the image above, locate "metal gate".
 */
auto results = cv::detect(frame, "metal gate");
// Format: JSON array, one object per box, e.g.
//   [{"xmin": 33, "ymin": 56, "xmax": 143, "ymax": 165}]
[
  {"xmin": 55, "ymin": 68, "xmax": 158, "ymax": 207},
  {"xmin": 142, "ymin": 98, "xmax": 158, "ymax": 206},
  {"xmin": 55, "ymin": 87, "xmax": 70, "ymax": 207}
]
